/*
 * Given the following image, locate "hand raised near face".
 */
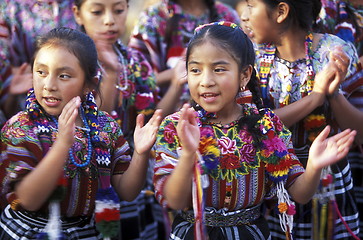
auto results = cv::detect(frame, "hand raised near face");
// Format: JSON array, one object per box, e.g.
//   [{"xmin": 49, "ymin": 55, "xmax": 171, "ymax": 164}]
[
  {"xmin": 176, "ymin": 104, "xmax": 200, "ymax": 155},
  {"xmin": 57, "ymin": 96, "xmax": 81, "ymax": 148},
  {"xmin": 11, "ymin": 63, "xmax": 33, "ymax": 94}
]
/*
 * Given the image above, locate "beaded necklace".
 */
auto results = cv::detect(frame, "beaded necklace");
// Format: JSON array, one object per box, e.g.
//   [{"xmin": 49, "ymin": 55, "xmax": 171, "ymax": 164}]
[
  {"xmin": 114, "ymin": 44, "xmax": 129, "ymax": 92},
  {"xmin": 258, "ymin": 33, "xmax": 327, "ymax": 143},
  {"xmin": 51, "ymin": 107, "xmax": 92, "ymax": 168}
]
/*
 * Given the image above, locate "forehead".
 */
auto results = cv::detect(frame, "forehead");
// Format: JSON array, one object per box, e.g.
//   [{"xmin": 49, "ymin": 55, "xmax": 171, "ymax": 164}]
[
  {"xmin": 189, "ymin": 40, "xmax": 236, "ymax": 62},
  {"xmin": 34, "ymin": 45, "xmax": 81, "ymax": 67}
]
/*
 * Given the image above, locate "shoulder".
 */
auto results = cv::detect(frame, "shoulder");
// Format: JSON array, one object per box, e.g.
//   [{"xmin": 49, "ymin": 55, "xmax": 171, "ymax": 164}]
[
  {"xmin": 97, "ymin": 110, "xmax": 122, "ymax": 135},
  {"xmin": 1, "ymin": 111, "xmax": 37, "ymax": 144}
]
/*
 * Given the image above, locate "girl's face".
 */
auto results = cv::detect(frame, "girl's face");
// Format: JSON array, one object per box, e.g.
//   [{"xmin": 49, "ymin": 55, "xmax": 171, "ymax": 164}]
[
  {"xmin": 73, "ymin": 0, "xmax": 128, "ymax": 44},
  {"xmin": 33, "ymin": 46, "xmax": 86, "ymax": 117},
  {"xmin": 187, "ymin": 41, "xmax": 247, "ymax": 117},
  {"xmin": 240, "ymin": 0, "xmax": 278, "ymax": 44}
]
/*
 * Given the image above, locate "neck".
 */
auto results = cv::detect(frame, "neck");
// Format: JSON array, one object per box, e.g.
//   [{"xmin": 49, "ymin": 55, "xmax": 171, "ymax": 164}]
[
  {"xmin": 211, "ymin": 104, "xmax": 243, "ymax": 125},
  {"xmin": 179, "ymin": 0, "xmax": 207, "ymax": 16},
  {"xmin": 275, "ymin": 29, "xmax": 308, "ymax": 62}
]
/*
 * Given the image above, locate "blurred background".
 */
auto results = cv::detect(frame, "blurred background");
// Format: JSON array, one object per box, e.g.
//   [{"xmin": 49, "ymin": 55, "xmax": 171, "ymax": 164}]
[{"xmin": 123, "ymin": 0, "xmax": 240, "ymax": 43}]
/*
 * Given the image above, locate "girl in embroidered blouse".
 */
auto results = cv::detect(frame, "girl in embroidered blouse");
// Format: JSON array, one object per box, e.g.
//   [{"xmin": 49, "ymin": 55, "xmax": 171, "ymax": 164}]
[
  {"xmin": 0, "ymin": 27, "xmax": 162, "ymax": 239},
  {"xmin": 72, "ymin": 0, "xmax": 169, "ymax": 238},
  {"xmin": 153, "ymin": 21, "xmax": 356, "ymax": 240},
  {"xmin": 241, "ymin": 0, "xmax": 363, "ymax": 239}
]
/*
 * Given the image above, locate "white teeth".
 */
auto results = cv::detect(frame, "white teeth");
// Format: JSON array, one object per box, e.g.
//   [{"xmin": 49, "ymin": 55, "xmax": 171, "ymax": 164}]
[
  {"xmin": 46, "ymin": 98, "xmax": 59, "ymax": 102},
  {"xmin": 203, "ymin": 93, "xmax": 215, "ymax": 97}
]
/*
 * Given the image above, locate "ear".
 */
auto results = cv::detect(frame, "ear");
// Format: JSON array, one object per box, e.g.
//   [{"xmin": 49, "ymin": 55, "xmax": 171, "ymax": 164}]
[
  {"xmin": 72, "ymin": 5, "xmax": 83, "ymax": 26},
  {"xmin": 276, "ymin": 2, "xmax": 289, "ymax": 24},
  {"xmin": 240, "ymin": 65, "xmax": 253, "ymax": 89}
]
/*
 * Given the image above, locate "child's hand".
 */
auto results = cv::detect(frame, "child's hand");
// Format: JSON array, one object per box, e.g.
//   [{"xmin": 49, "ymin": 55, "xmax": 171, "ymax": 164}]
[
  {"xmin": 95, "ymin": 40, "xmax": 121, "ymax": 73},
  {"xmin": 57, "ymin": 96, "xmax": 81, "ymax": 148},
  {"xmin": 313, "ymin": 47, "xmax": 349, "ymax": 97},
  {"xmin": 176, "ymin": 104, "xmax": 200, "ymax": 154},
  {"xmin": 11, "ymin": 63, "xmax": 32, "ymax": 94},
  {"xmin": 308, "ymin": 126, "xmax": 356, "ymax": 170},
  {"xmin": 134, "ymin": 109, "xmax": 163, "ymax": 155},
  {"xmin": 327, "ymin": 47, "xmax": 349, "ymax": 95}
]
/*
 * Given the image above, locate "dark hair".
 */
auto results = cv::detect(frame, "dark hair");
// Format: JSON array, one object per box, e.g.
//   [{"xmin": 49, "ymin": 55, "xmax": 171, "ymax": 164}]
[
  {"xmin": 165, "ymin": 0, "xmax": 219, "ymax": 52},
  {"xmin": 186, "ymin": 22, "xmax": 264, "ymax": 141},
  {"xmin": 262, "ymin": 0, "xmax": 322, "ymax": 31},
  {"xmin": 32, "ymin": 27, "xmax": 99, "ymax": 91}
]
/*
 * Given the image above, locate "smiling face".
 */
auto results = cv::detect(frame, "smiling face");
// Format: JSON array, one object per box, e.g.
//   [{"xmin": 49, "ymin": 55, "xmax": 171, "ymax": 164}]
[
  {"xmin": 73, "ymin": 0, "xmax": 128, "ymax": 44},
  {"xmin": 33, "ymin": 45, "xmax": 86, "ymax": 117},
  {"xmin": 187, "ymin": 40, "xmax": 247, "ymax": 118}
]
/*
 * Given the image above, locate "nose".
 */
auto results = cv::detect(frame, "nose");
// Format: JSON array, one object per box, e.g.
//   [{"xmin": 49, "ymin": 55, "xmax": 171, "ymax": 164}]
[
  {"xmin": 240, "ymin": 5, "xmax": 249, "ymax": 22},
  {"xmin": 43, "ymin": 75, "xmax": 57, "ymax": 91},
  {"xmin": 200, "ymin": 70, "xmax": 215, "ymax": 87},
  {"xmin": 104, "ymin": 10, "xmax": 115, "ymax": 26}
]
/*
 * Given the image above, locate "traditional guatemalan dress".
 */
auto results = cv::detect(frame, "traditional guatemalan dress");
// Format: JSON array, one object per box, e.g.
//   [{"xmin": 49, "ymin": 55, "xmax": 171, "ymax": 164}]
[
  {"xmin": 0, "ymin": 0, "xmax": 77, "ymax": 127},
  {"xmin": 0, "ymin": 90, "xmax": 130, "ymax": 239},
  {"xmin": 154, "ymin": 105, "xmax": 305, "ymax": 240},
  {"xmin": 97, "ymin": 40, "xmax": 164, "ymax": 240},
  {"xmin": 316, "ymin": 2, "xmax": 363, "ymax": 237},
  {"xmin": 256, "ymin": 33, "xmax": 361, "ymax": 239}
]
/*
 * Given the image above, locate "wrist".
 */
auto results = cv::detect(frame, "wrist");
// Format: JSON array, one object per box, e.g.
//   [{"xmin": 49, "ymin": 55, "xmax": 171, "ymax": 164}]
[{"xmin": 326, "ymin": 90, "xmax": 339, "ymax": 100}]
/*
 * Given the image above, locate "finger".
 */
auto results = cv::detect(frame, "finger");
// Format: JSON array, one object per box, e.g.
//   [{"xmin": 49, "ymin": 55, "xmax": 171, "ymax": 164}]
[
  {"xmin": 19, "ymin": 62, "xmax": 29, "ymax": 74},
  {"xmin": 186, "ymin": 107, "xmax": 198, "ymax": 126},
  {"xmin": 135, "ymin": 113, "xmax": 145, "ymax": 129},
  {"xmin": 59, "ymin": 96, "xmax": 81, "ymax": 121},
  {"xmin": 151, "ymin": 109, "xmax": 163, "ymax": 126},
  {"xmin": 314, "ymin": 125, "xmax": 331, "ymax": 142}
]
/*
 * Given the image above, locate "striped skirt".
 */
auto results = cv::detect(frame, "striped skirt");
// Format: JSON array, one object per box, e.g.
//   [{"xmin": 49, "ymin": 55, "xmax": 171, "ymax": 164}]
[{"xmin": 0, "ymin": 205, "xmax": 102, "ymax": 239}]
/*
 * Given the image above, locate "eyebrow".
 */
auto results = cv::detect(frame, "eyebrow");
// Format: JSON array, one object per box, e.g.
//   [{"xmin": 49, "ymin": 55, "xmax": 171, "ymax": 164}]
[
  {"xmin": 34, "ymin": 63, "xmax": 75, "ymax": 72},
  {"xmin": 90, "ymin": 1, "xmax": 124, "ymax": 6},
  {"xmin": 188, "ymin": 60, "xmax": 230, "ymax": 65}
]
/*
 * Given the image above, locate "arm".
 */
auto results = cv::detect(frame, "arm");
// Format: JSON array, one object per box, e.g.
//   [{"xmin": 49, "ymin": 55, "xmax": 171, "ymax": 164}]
[
  {"xmin": 274, "ymin": 49, "xmax": 349, "ymax": 127},
  {"xmin": 328, "ymin": 93, "xmax": 363, "ymax": 142},
  {"xmin": 288, "ymin": 126, "xmax": 356, "ymax": 204},
  {"xmin": 112, "ymin": 109, "xmax": 162, "ymax": 201},
  {"xmin": 15, "ymin": 97, "xmax": 81, "ymax": 211},
  {"xmin": 94, "ymin": 41, "xmax": 120, "ymax": 114},
  {"xmin": 163, "ymin": 104, "xmax": 200, "ymax": 210},
  {"xmin": 156, "ymin": 59, "xmax": 188, "ymax": 117}
]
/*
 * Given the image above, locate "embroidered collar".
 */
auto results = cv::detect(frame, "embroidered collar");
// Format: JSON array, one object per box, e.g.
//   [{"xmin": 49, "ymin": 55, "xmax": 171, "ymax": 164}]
[{"xmin": 195, "ymin": 105, "xmax": 294, "ymax": 183}]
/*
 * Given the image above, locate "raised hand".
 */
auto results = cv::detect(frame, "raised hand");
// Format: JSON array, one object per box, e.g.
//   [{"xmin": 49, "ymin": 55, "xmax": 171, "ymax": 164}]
[
  {"xmin": 327, "ymin": 47, "xmax": 350, "ymax": 95},
  {"xmin": 176, "ymin": 104, "xmax": 200, "ymax": 154},
  {"xmin": 11, "ymin": 63, "xmax": 33, "ymax": 94},
  {"xmin": 313, "ymin": 47, "xmax": 349, "ymax": 97},
  {"xmin": 57, "ymin": 96, "xmax": 81, "ymax": 148},
  {"xmin": 308, "ymin": 125, "xmax": 356, "ymax": 170},
  {"xmin": 95, "ymin": 39, "xmax": 121, "ymax": 73},
  {"xmin": 134, "ymin": 109, "xmax": 163, "ymax": 155}
]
